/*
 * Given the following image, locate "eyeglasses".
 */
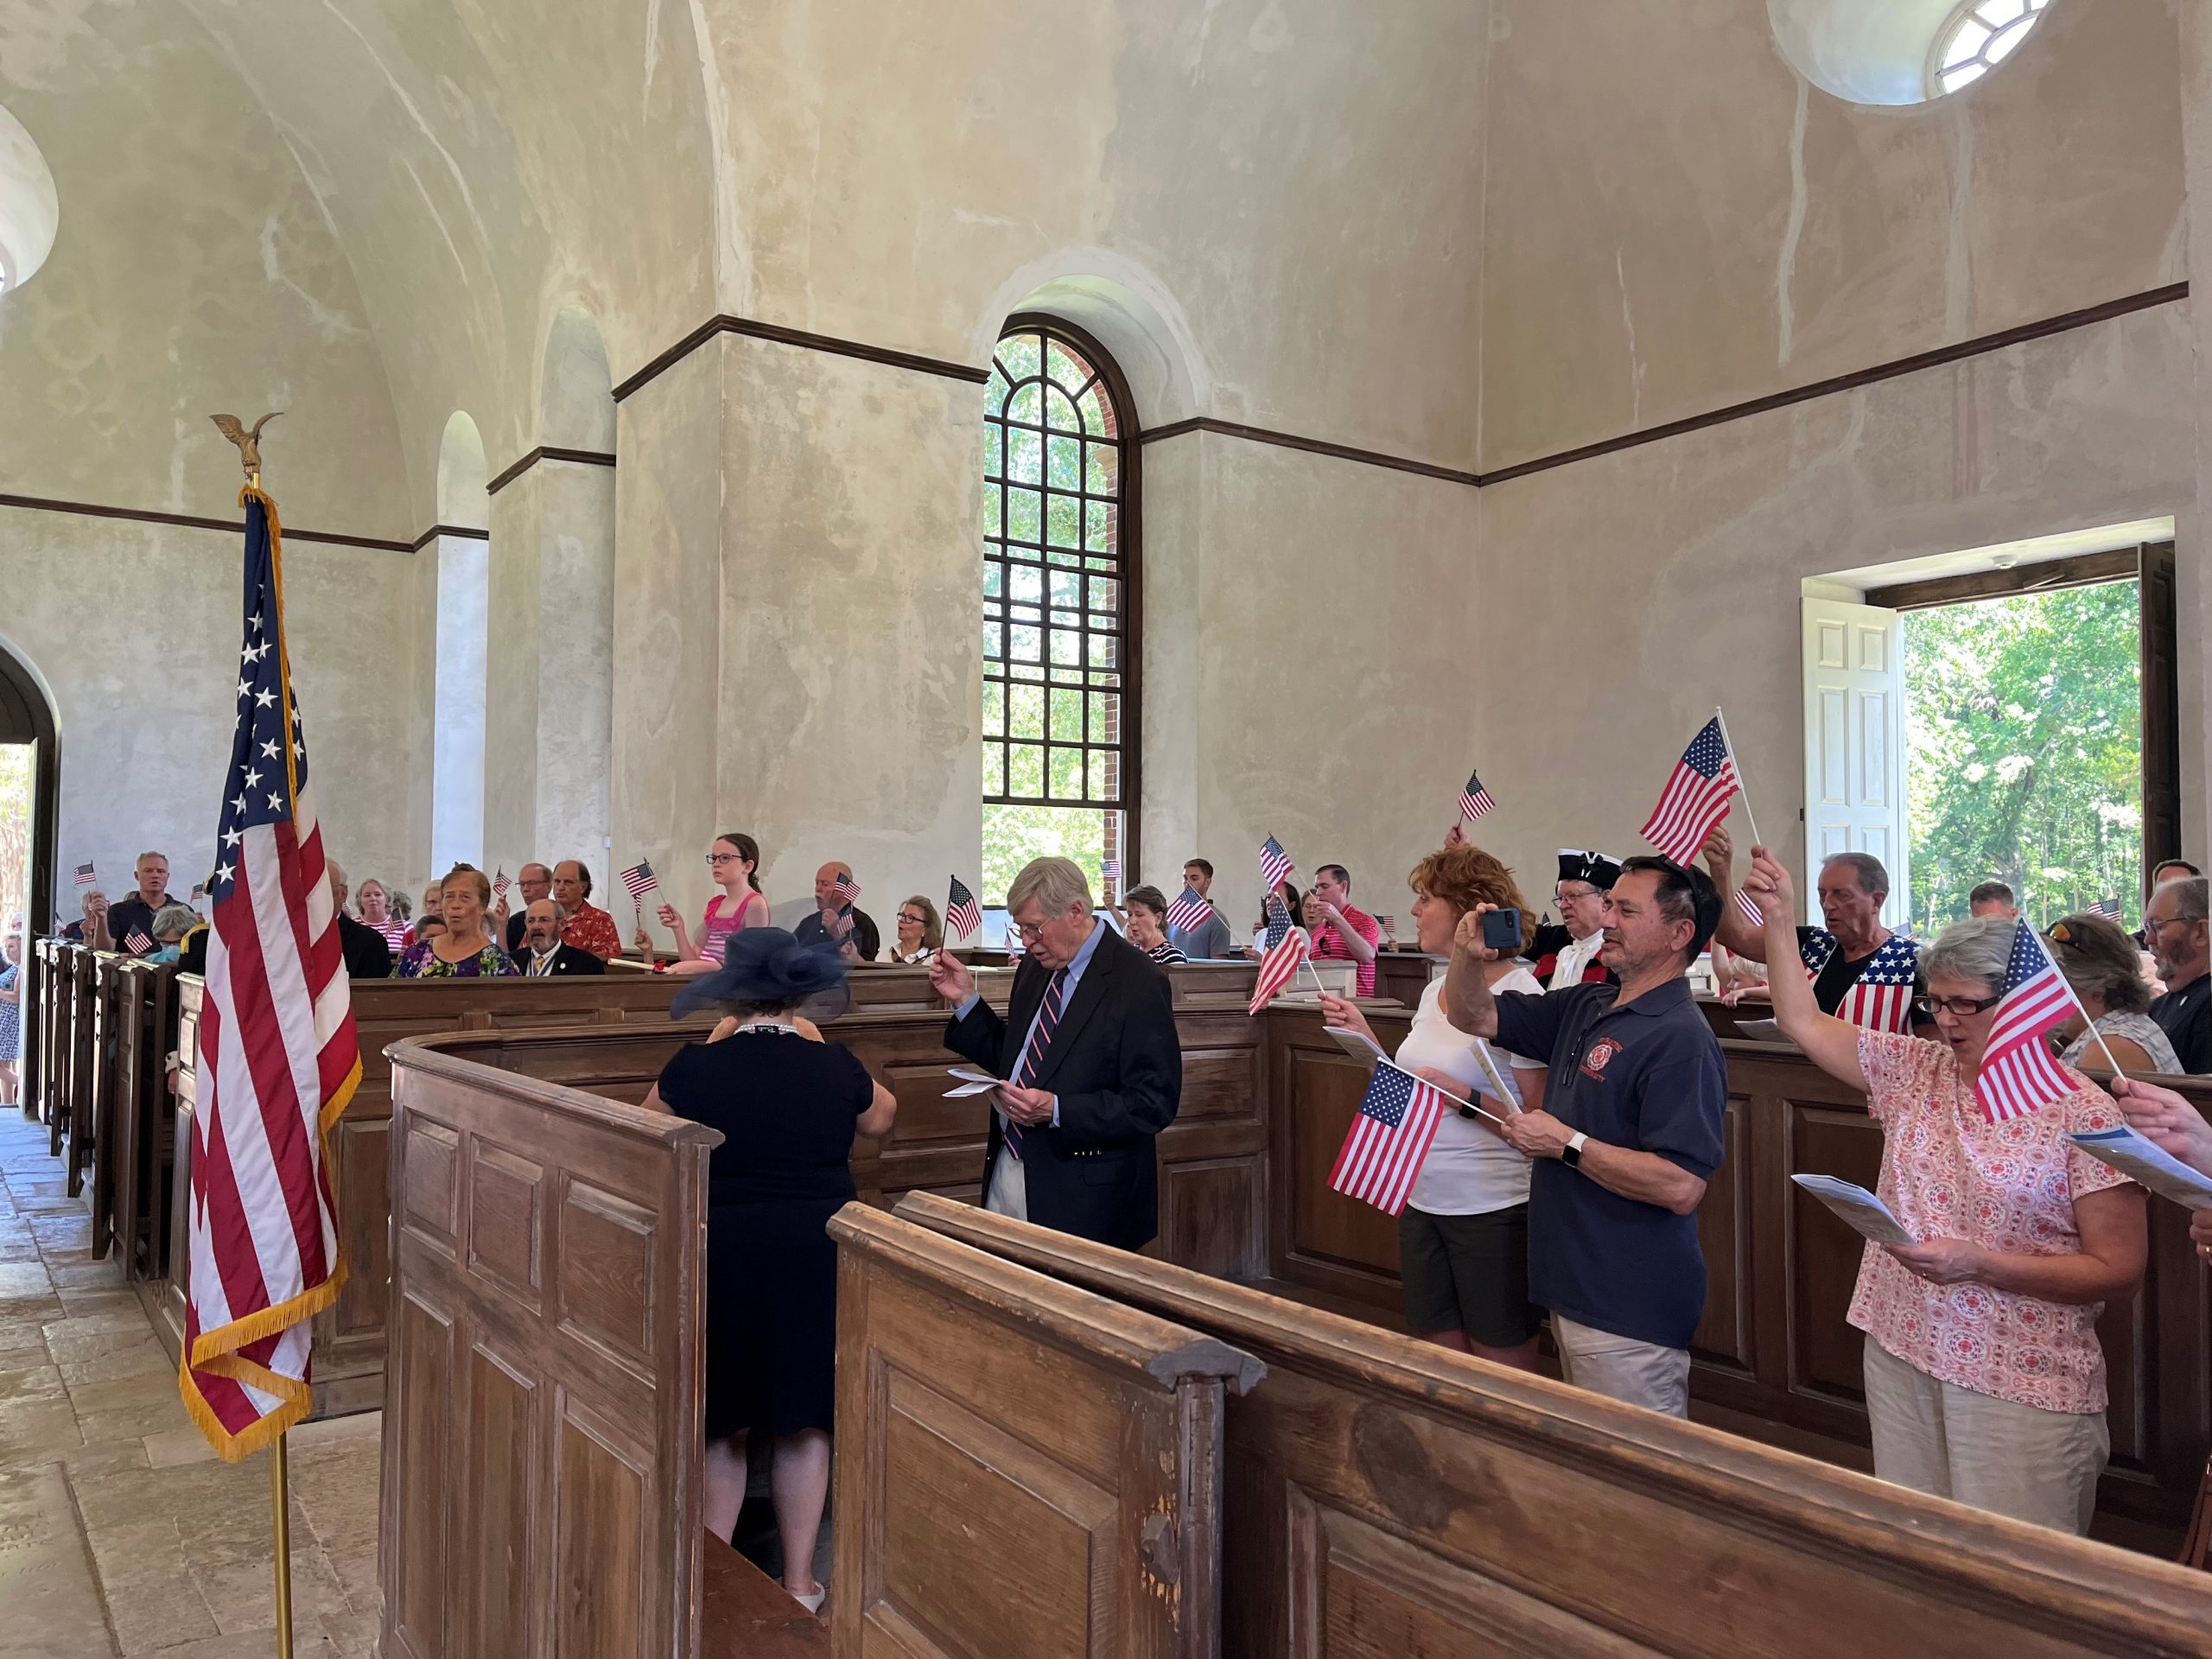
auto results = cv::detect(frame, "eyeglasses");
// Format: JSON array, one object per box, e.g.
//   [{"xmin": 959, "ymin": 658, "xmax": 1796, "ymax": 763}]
[
  {"xmin": 706, "ymin": 853, "xmax": 745, "ymax": 866},
  {"xmin": 1916, "ymin": 993, "xmax": 2003, "ymax": 1018},
  {"xmin": 1011, "ymin": 920, "xmax": 1051, "ymax": 943},
  {"xmin": 899, "ymin": 912, "xmax": 927, "ymax": 926}
]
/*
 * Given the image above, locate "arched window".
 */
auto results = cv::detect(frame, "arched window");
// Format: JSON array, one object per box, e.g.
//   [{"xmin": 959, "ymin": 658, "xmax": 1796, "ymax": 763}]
[
  {"xmin": 1930, "ymin": 0, "xmax": 2051, "ymax": 96},
  {"xmin": 979, "ymin": 318, "xmax": 1139, "ymax": 903}
]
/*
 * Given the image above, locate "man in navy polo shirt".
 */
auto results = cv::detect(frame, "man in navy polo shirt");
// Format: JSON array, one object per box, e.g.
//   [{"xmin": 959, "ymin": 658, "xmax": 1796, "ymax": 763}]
[{"xmin": 1443, "ymin": 855, "xmax": 1727, "ymax": 1417}]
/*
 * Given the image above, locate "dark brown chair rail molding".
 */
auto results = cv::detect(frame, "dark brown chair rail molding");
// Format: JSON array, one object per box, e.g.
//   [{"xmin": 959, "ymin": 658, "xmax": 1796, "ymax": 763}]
[
  {"xmin": 485, "ymin": 445, "xmax": 618, "ymax": 496},
  {"xmin": 406, "ymin": 523, "xmax": 492, "ymax": 551},
  {"xmin": 1140, "ymin": 283, "xmax": 2189, "ymax": 491},
  {"xmin": 0, "ymin": 491, "xmax": 416, "ymax": 554},
  {"xmin": 612, "ymin": 313, "xmax": 992, "ymax": 403}
]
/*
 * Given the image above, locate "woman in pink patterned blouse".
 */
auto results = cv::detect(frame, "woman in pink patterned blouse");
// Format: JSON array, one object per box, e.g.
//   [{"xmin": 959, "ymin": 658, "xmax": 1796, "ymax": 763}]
[{"xmin": 1744, "ymin": 850, "xmax": 2145, "ymax": 1535}]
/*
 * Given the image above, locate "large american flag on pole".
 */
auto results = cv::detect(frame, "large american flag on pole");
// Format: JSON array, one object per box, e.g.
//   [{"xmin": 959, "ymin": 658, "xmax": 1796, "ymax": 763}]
[
  {"xmin": 1640, "ymin": 715, "xmax": 1741, "ymax": 865},
  {"xmin": 182, "ymin": 486, "xmax": 359, "ymax": 1460},
  {"xmin": 1974, "ymin": 921, "xmax": 2083, "ymax": 1125},
  {"xmin": 1328, "ymin": 1063, "xmax": 1448, "ymax": 1215}
]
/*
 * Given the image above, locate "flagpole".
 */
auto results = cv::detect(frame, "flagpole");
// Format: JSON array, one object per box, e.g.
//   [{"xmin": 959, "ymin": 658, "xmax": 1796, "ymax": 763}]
[
  {"xmin": 1712, "ymin": 705, "xmax": 1764, "ymax": 849},
  {"xmin": 270, "ymin": 1430, "xmax": 294, "ymax": 1659}
]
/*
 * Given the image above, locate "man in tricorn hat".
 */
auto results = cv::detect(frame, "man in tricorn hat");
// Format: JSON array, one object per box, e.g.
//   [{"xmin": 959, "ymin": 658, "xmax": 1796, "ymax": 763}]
[{"xmin": 1531, "ymin": 849, "xmax": 1623, "ymax": 992}]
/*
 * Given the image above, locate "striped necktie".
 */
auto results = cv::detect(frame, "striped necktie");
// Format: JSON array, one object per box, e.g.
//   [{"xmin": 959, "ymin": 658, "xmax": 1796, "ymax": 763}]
[{"xmin": 1004, "ymin": 967, "xmax": 1070, "ymax": 1160}]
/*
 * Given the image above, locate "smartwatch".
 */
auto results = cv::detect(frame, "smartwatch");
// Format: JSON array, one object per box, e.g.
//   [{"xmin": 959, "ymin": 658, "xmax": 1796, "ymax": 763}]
[{"xmin": 1561, "ymin": 1131, "xmax": 1589, "ymax": 1170}]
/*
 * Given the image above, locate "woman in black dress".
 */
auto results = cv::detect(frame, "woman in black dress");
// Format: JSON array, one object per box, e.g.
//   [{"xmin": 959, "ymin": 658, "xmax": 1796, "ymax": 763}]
[{"xmin": 645, "ymin": 929, "xmax": 896, "ymax": 1611}]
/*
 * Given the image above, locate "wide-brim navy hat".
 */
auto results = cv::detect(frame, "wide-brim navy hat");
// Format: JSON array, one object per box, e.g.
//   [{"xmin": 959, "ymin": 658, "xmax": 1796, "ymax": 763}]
[{"xmin": 671, "ymin": 927, "xmax": 852, "ymax": 1023}]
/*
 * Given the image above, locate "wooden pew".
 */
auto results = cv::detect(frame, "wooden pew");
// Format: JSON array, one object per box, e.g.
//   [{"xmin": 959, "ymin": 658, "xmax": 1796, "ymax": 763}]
[
  {"xmin": 378, "ymin": 1030, "xmax": 1258, "ymax": 1658},
  {"xmin": 828, "ymin": 1203, "xmax": 1262, "ymax": 1655},
  {"xmin": 895, "ymin": 1192, "xmax": 2212, "ymax": 1657},
  {"xmin": 31, "ymin": 938, "xmax": 67, "ymax": 1128},
  {"xmin": 379, "ymin": 1027, "xmax": 719, "ymax": 1659},
  {"xmin": 109, "ymin": 960, "xmax": 178, "ymax": 1281},
  {"xmin": 1262, "ymin": 1002, "xmax": 2212, "ymax": 1548},
  {"xmin": 63, "ymin": 947, "xmax": 98, "ymax": 1193}
]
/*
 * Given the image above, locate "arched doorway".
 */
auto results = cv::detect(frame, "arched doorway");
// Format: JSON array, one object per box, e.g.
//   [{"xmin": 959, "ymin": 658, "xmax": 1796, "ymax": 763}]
[{"xmin": 0, "ymin": 634, "xmax": 60, "ymax": 1106}]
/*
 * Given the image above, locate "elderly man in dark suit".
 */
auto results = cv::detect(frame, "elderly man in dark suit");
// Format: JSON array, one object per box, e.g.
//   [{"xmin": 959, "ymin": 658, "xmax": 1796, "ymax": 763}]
[
  {"xmin": 514, "ymin": 899, "xmax": 607, "ymax": 978},
  {"xmin": 927, "ymin": 855, "xmax": 1181, "ymax": 1249}
]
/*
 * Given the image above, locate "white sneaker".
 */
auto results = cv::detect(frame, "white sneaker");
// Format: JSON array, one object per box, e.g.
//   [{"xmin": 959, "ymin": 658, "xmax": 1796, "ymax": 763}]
[{"xmin": 791, "ymin": 1586, "xmax": 826, "ymax": 1614}]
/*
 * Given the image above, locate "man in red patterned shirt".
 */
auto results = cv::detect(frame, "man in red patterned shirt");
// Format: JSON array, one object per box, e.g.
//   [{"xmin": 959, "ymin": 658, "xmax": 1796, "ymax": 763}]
[
  {"xmin": 552, "ymin": 860, "xmax": 624, "ymax": 960},
  {"xmin": 1303, "ymin": 862, "xmax": 1380, "ymax": 996}
]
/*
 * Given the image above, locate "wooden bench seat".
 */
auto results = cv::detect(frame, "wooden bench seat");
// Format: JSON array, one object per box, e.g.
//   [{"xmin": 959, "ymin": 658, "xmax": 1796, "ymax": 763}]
[
  {"xmin": 699, "ymin": 1534, "xmax": 827, "ymax": 1659},
  {"xmin": 895, "ymin": 1191, "xmax": 2212, "ymax": 1657}
]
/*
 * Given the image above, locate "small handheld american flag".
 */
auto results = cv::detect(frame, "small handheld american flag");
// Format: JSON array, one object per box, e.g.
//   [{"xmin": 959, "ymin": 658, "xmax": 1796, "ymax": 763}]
[
  {"xmin": 493, "ymin": 868, "xmax": 510, "ymax": 902},
  {"xmin": 1641, "ymin": 715, "xmax": 1741, "ymax": 865},
  {"xmin": 1459, "ymin": 769, "xmax": 1496, "ymax": 823},
  {"xmin": 830, "ymin": 869, "xmax": 861, "ymax": 904},
  {"xmin": 2091, "ymin": 896, "xmax": 2121, "ymax": 922},
  {"xmin": 946, "ymin": 875, "xmax": 982, "ymax": 941},
  {"xmin": 73, "ymin": 861, "xmax": 96, "ymax": 887},
  {"xmin": 1974, "ymin": 920, "xmax": 2085, "ymax": 1125},
  {"xmin": 1261, "ymin": 893, "xmax": 1294, "ymax": 950},
  {"xmin": 1249, "ymin": 925, "xmax": 1310, "ymax": 1016},
  {"xmin": 1328, "ymin": 1063, "xmax": 1448, "ymax": 1215},
  {"xmin": 1260, "ymin": 835, "xmax": 1294, "ymax": 893},
  {"xmin": 620, "ymin": 860, "xmax": 658, "ymax": 901},
  {"xmin": 124, "ymin": 931, "xmax": 153, "ymax": 955},
  {"xmin": 1165, "ymin": 886, "xmax": 1216, "ymax": 934}
]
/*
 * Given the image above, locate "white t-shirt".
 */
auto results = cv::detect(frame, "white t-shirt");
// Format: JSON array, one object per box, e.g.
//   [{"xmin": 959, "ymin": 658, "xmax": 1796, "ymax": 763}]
[{"xmin": 1401, "ymin": 968, "xmax": 1544, "ymax": 1217}]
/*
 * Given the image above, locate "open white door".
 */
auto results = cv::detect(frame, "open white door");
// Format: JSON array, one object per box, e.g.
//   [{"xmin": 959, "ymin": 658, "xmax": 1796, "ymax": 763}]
[{"xmin": 1802, "ymin": 594, "xmax": 1909, "ymax": 929}]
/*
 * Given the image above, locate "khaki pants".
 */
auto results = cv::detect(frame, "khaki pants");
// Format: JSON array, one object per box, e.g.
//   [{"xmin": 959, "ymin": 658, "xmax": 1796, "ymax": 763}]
[
  {"xmin": 1861, "ymin": 1337, "xmax": 2107, "ymax": 1535},
  {"xmin": 1552, "ymin": 1315, "xmax": 1692, "ymax": 1419}
]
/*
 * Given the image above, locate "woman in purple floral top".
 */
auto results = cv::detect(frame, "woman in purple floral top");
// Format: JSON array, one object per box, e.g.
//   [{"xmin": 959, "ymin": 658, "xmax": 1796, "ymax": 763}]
[{"xmin": 397, "ymin": 865, "xmax": 518, "ymax": 979}]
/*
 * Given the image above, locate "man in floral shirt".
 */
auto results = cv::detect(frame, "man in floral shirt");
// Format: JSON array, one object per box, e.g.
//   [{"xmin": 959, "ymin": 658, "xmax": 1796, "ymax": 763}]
[{"xmin": 552, "ymin": 860, "xmax": 624, "ymax": 960}]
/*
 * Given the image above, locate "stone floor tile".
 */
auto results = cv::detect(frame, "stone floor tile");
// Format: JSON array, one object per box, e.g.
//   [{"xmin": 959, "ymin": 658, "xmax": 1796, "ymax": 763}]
[
  {"xmin": 49, "ymin": 1326, "xmax": 172, "ymax": 1365},
  {"xmin": 60, "ymin": 1340, "xmax": 173, "ymax": 1387},
  {"xmin": 67, "ymin": 1369, "xmax": 185, "ymax": 1417},
  {"xmin": 78, "ymin": 1396, "xmax": 194, "ymax": 1447},
  {"xmin": 143, "ymin": 1427, "xmax": 222, "ymax": 1471},
  {"xmin": 41, "ymin": 1307, "xmax": 156, "ymax": 1340},
  {"xmin": 0, "ymin": 1463, "xmax": 120, "ymax": 1658},
  {"xmin": 0, "ymin": 1360, "xmax": 68, "ymax": 1402},
  {"xmin": 0, "ymin": 1395, "xmax": 85, "ymax": 1467},
  {"xmin": 287, "ymin": 1409, "xmax": 381, "ymax": 1451},
  {"xmin": 86, "ymin": 1517, "xmax": 220, "ymax": 1654},
  {"xmin": 0, "ymin": 1260, "xmax": 57, "ymax": 1298},
  {"xmin": 194, "ymin": 1542, "xmax": 352, "ymax": 1637}
]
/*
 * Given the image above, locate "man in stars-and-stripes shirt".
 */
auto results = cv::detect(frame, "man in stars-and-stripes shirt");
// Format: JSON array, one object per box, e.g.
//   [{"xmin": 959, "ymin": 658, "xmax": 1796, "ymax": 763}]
[{"xmin": 1706, "ymin": 835, "xmax": 1931, "ymax": 1036}]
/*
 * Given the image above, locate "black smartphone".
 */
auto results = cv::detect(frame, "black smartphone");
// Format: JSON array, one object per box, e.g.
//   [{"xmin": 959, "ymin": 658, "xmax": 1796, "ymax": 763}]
[{"xmin": 1480, "ymin": 908, "xmax": 1522, "ymax": 953}]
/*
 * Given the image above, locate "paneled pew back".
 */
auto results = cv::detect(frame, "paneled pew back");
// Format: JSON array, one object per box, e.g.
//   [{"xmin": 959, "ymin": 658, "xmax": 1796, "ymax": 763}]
[
  {"xmin": 378, "ymin": 1031, "xmax": 1261, "ymax": 1659},
  {"xmin": 897, "ymin": 1192, "xmax": 2212, "ymax": 1657},
  {"xmin": 1262, "ymin": 1005, "xmax": 2212, "ymax": 1545}
]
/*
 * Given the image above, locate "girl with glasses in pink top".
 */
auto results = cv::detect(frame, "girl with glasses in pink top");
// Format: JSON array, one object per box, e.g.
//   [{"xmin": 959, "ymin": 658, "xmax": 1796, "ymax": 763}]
[{"xmin": 639, "ymin": 831, "xmax": 772, "ymax": 975}]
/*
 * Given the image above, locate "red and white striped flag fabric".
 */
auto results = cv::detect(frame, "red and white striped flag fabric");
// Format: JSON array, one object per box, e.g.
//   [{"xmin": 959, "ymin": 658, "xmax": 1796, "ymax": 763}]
[
  {"xmin": 73, "ymin": 861, "xmax": 96, "ymax": 887},
  {"xmin": 183, "ymin": 487, "xmax": 359, "ymax": 1460},
  {"xmin": 1459, "ymin": 769, "xmax": 1496, "ymax": 823},
  {"xmin": 1260, "ymin": 835, "xmax": 1294, "ymax": 893},
  {"xmin": 1248, "ymin": 925, "xmax": 1311, "ymax": 1016},
  {"xmin": 946, "ymin": 874, "xmax": 982, "ymax": 941},
  {"xmin": 1165, "ymin": 886, "xmax": 1215, "ymax": 934},
  {"xmin": 1640, "ymin": 715, "xmax": 1741, "ymax": 865},
  {"xmin": 1732, "ymin": 888, "xmax": 1765, "ymax": 929},
  {"xmin": 1328, "ymin": 1062, "xmax": 1448, "ymax": 1215},
  {"xmin": 620, "ymin": 859, "xmax": 658, "ymax": 901},
  {"xmin": 493, "ymin": 868, "xmax": 511, "ymax": 902},
  {"xmin": 124, "ymin": 931, "xmax": 153, "ymax": 955},
  {"xmin": 1974, "ymin": 921, "xmax": 2083, "ymax": 1124},
  {"xmin": 830, "ymin": 869, "xmax": 861, "ymax": 903}
]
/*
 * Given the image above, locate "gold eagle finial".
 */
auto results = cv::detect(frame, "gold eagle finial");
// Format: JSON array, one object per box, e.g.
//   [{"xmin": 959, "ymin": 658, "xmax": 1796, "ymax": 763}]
[{"xmin": 210, "ymin": 411, "xmax": 283, "ymax": 480}]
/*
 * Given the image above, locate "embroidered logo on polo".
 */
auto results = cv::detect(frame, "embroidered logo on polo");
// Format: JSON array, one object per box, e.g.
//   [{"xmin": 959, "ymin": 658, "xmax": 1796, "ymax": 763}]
[
  {"xmin": 1800, "ymin": 928, "xmax": 1920, "ymax": 1033},
  {"xmin": 1580, "ymin": 1037, "xmax": 1624, "ymax": 1080}
]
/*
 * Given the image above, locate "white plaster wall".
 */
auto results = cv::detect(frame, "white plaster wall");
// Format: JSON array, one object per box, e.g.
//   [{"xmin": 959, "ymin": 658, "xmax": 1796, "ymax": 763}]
[
  {"xmin": 1473, "ymin": 304, "xmax": 2198, "ymax": 900},
  {"xmin": 715, "ymin": 340, "xmax": 984, "ymax": 920},
  {"xmin": 1481, "ymin": 0, "xmax": 2184, "ymax": 470},
  {"xmin": 534, "ymin": 460, "xmax": 617, "ymax": 869},
  {"xmin": 1144, "ymin": 430, "xmax": 1482, "ymax": 925},
  {"xmin": 610, "ymin": 345, "xmax": 728, "ymax": 941},
  {"xmin": 3, "ymin": 511, "xmax": 419, "ymax": 907},
  {"xmin": 483, "ymin": 476, "xmax": 543, "ymax": 873}
]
